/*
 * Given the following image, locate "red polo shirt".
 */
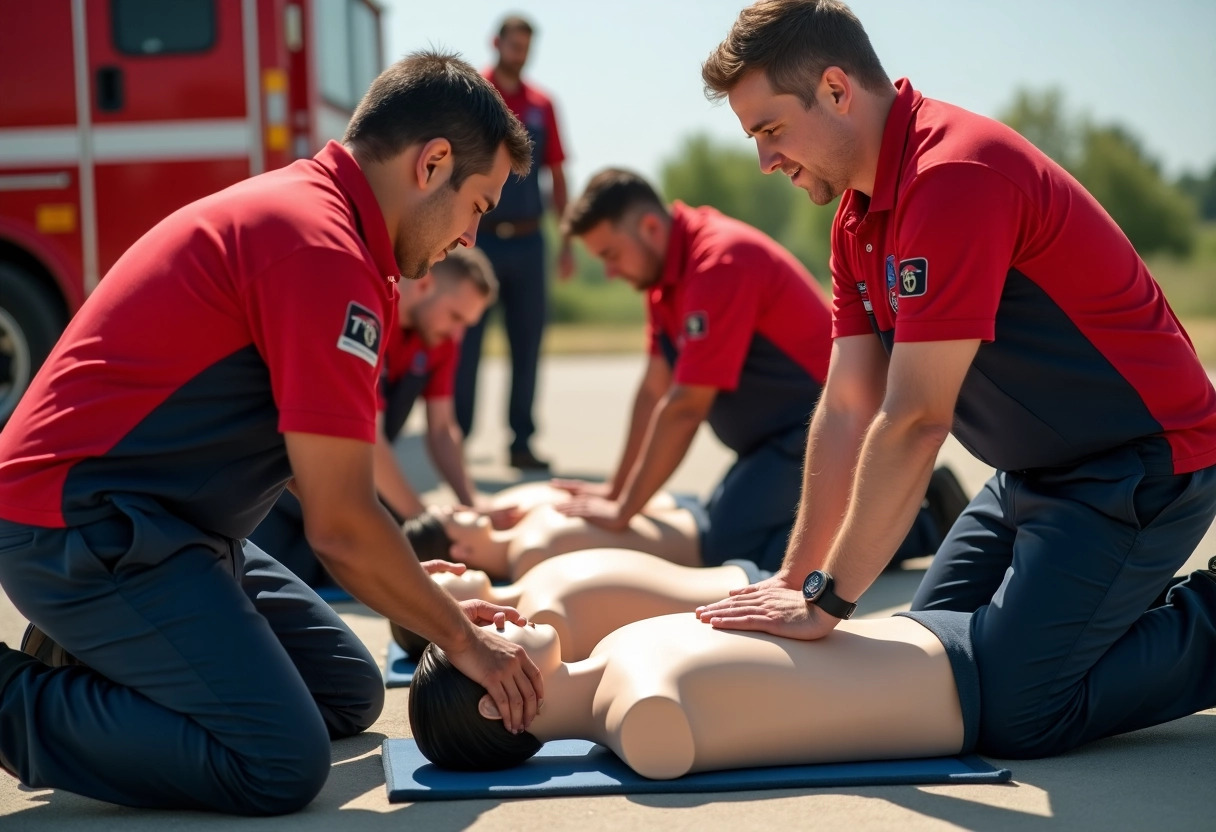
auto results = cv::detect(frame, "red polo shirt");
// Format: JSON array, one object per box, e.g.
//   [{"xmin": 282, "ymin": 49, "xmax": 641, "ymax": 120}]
[
  {"xmin": 648, "ymin": 202, "xmax": 831, "ymax": 455},
  {"xmin": 830, "ymin": 79, "xmax": 1216, "ymax": 474},
  {"xmin": 0, "ymin": 141, "xmax": 400, "ymax": 536}
]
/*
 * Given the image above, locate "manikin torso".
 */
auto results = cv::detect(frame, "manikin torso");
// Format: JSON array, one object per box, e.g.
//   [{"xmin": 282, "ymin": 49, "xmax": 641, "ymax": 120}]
[
  {"xmin": 528, "ymin": 613, "xmax": 964, "ymax": 780},
  {"xmin": 433, "ymin": 549, "xmax": 750, "ymax": 660}
]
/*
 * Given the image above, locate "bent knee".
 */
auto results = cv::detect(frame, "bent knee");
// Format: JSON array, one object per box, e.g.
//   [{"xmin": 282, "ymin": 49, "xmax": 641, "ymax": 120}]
[
  {"xmin": 226, "ymin": 713, "xmax": 332, "ymax": 815},
  {"xmin": 320, "ymin": 662, "xmax": 385, "ymax": 738},
  {"xmin": 976, "ymin": 697, "xmax": 1083, "ymax": 760}
]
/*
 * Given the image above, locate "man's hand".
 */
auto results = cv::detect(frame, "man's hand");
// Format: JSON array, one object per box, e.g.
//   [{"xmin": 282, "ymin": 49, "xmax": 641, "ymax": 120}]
[
  {"xmin": 445, "ymin": 621, "xmax": 544, "ymax": 734},
  {"xmin": 458, "ymin": 598, "xmax": 528, "ymax": 628},
  {"xmin": 554, "ymin": 495, "xmax": 630, "ymax": 531},
  {"xmin": 694, "ymin": 582, "xmax": 840, "ymax": 641},
  {"xmin": 420, "ymin": 559, "xmax": 467, "ymax": 576},
  {"xmin": 550, "ymin": 478, "xmax": 615, "ymax": 499}
]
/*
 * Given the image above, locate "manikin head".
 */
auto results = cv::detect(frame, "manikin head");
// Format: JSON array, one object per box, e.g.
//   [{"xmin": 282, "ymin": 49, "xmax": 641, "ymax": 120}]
[
  {"xmin": 342, "ymin": 50, "xmax": 533, "ymax": 281},
  {"xmin": 562, "ymin": 169, "xmax": 670, "ymax": 291},
  {"xmin": 701, "ymin": 0, "xmax": 892, "ymax": 204},
  {"xmin": 397, "ymin": 246, "xmax": 497, "ymax": 347},
  {"xmin": 410, "ymin": 621, "xmax": 562, "ymax": 770},
  {"xmin": 493, "ymin": 15, "xmax": 534, "ymax": 77}
]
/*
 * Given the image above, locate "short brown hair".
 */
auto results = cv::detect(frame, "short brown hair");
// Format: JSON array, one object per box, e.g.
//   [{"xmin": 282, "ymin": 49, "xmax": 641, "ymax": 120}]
[
  {"xmin": 432, "ymin": 246, "xmax": 498, "ymax": 304},
  {"xmin": 344, "ymin": 50, "xmax": 532, "ymax": 189},
  {"xmin": 562, "ymin": 168, "xmax": 667, "ymax": 237},
  {"xmin": 702, "ymin": 0, "xmax": 889, "ymax": 107},
  {"xmin": 498, "ymin": 15, "xmax": 534, "ymax": 39}
]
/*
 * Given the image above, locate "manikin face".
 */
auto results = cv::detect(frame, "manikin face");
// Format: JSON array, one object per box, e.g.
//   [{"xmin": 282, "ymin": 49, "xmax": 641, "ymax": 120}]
[
  {"xmin": 476, "ymin": 621, "xmax": 563, "ymax": 721},
  {"xmin": 435, "ymin": 507, "xmax": 497, "ymax": 572},
  {"xmin": 431, "ymin": 568, "xmax": 492, "ymax": 602},
  {"xmin": 727, "ymin": 69, "xmax": 859, "ymax": 206},
  {"xmin": 395, "ymin": 144, "xmax": 512, "ymax": 281},
  {"xmin": 412, "ymin": 279, "xmax": 489, "ymax": 347},
  {"xmin": 577, "ymin": 215, "xmax": 665, "ymax": 291},
  {"xmin": 494, "ymin": 30, "xmax": 531, "ymax": 75}
]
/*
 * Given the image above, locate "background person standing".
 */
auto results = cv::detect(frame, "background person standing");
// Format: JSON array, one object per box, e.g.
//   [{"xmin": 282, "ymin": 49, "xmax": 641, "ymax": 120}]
[{"xmin": 456, "ymin": 14, "xmax": 574, "ymax": 471}]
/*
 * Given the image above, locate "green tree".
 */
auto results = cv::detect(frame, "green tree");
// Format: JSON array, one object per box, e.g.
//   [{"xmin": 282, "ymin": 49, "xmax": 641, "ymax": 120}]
[
  {"xmin": 1178, "ymin": 163, "xmax": 1216, "ymax": 221},
  {"xmin": 1001, "ymin": 88, "xmax": 1079, "ymax": 168}
]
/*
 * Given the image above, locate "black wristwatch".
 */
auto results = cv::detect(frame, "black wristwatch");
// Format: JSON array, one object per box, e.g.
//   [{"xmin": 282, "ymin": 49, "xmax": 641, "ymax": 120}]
[{"xmin": 802, "ymin": 570, "xmax": 857, "ymax": 620}]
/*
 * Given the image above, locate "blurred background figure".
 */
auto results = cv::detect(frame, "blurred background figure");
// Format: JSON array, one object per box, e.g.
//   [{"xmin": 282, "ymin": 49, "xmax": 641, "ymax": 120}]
[{"xmin": 455, "ymin": 13, "xmax": 575, "ymax": 472}]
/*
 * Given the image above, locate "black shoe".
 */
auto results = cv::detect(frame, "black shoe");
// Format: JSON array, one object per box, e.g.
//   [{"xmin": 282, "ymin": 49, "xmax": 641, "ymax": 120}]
[
  {"xmin": 924, "ymin": 466, "xmax": 969, "ymax": 541},
  {"xmin": 509, "ymin": 447, "xmax": 551, "ymax": 471},
  {"xmin": 19, "ymin": 623, "xmax": 81, "ymax": 668},
  {"xmin": 1208, "ymin": 556, "xmax": 1216, "ymax": 574}
]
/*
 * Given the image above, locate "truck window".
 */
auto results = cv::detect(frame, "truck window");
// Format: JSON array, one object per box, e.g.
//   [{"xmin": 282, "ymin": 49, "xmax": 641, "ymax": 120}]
[
  {"xmin": 317, "ymin": 0, "xmax": 381, "ymax": 110},
  {"xmin": 112, "ymin": 0, "xmax": 216, "ymax": 56}
]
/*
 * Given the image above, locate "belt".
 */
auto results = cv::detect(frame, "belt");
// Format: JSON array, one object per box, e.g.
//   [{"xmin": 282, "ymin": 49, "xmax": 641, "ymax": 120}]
[{"xmin": 487, "ymin": 217, "xmax": 541, "ymax": 239}]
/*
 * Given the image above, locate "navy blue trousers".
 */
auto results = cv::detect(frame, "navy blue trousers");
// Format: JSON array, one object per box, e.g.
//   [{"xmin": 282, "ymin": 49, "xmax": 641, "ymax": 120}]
[
  {"xmin": 702, "ymin": 428, "xmax": 939, "ymax": 573},
  {"xmin": 456, "ymin": 231, "xmax": 547, "ymax": 450},
  {"xmin": 0, "ymin": 496, "xmax": 384, "ymax": 814},
  {"xmin": 912, "ymin": 443, "xmax": 1216, "ymax": 758}
]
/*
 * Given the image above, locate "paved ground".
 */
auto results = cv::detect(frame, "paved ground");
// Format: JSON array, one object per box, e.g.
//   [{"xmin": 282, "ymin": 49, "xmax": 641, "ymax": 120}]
[{"xmin": 2, "ymin": 354, "xmax": 1213, "ymax": 830}]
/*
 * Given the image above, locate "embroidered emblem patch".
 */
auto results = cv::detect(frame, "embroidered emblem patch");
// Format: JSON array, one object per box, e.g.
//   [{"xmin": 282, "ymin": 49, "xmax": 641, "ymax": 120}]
[
  {"xmin": 337, "ymin": 301, "xmax": 382, "ymax": 367},
  {"xmin": 684, "ymin": 311, "xmax": 709, "ymax": 340},
  {"xmin": 885, "ymin": 255, "xmax": 898, "ymax": 314},
  {"xmin": 898, "ymin": 257, "xmax": 928, "ymax": 298}
]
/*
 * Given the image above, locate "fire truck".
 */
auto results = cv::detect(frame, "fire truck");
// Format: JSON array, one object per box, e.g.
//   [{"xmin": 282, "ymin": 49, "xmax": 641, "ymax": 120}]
[{"xmin": 0, "ymin": 0, "xmax": 385, "ymax": 421}]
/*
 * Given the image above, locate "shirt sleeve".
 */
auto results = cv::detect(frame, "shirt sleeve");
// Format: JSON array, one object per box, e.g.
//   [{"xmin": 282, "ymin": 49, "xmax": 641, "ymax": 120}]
[
  {"xmin": 892, "ymin": 163, "xmax": 1025, "ymax": 344},
  {"xmin": 671, "ymin": 255, "xmax": 762, "ymax": 391},
  {"xmin": 245, "ymin": 247, "xmax": 386, "ymax": 442},
  {"xmin": 423, "ymin": 339, "xmax": 458, "ymax": 399},
  {"xmin": 543, "ymin": 98, "xmax": 566, "ymax": 167}
]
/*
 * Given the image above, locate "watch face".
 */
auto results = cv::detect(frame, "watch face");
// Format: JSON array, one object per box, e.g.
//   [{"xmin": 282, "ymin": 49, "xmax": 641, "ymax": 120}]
[{"xmin": 803, "ymin": 570, "xmax": 825, "ymax": 600}]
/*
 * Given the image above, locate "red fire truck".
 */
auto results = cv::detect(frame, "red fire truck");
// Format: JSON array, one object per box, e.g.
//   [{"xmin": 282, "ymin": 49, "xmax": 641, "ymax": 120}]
[{"xmin": 0, "ymin": 0, "xmax": 385, "ymax": 421}]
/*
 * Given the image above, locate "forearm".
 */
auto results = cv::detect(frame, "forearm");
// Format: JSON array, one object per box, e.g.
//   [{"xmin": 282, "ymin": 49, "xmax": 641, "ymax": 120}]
[
  {"xmin": 823, "ymin": 413, "xmax": 949, "ymax": 602},
  {"xmin": 616, "ymin": 399, "xmax": 702, "ymax": 519},
  {"xmin": 427, "ymin": 427, "xmax": 477, "ymax": 507},
  {"xmin": 309, "ymin": 502, "xmax": 472, "ymax": 652},
  {"xmin": 610, "ymin": 387, "xmax": 660, "ymax": 497},
  {"xmin": 373, "ymin": 437, "xmax": 426, "ymax": 519}
]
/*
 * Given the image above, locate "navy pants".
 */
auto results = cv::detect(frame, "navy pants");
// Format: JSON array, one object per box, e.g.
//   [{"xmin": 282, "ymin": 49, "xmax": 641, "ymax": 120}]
[
  {"xmin": 456, "ymin": 231, "xmax": 547, "ymax": 451},
  {"xmin": 702, "ymin": 428, "xmax": 939, "ymax": 573},
  {"xmin": 248, "ymin": 490, "xmax": 329, "ymax": 587},
  {"xmin": 912, "ymin": 443, "xmax": 1216, "ymax": 758},
  {"xmin": 0, "ymin": 497, "xmax": 384, "ymax": 814}
]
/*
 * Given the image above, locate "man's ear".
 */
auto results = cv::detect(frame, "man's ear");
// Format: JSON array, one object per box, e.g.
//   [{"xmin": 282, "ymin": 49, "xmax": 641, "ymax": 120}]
[
  {"xmin": 415, "ymin": 137, "xmax": 454, "ymax": 189},
  {"xmin": 478, "ymin": 694, "xmax": 503, "ymax": 721}
]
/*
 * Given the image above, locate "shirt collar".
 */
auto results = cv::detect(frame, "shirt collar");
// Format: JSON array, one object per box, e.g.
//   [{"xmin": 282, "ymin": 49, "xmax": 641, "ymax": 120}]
[
  {"xmin": 314, "ymin": 141, "xmax": 401, "ymax": 284},
  {"xmin": 868, "ymin": 78, "xmax": 923, "ymax": 213}
]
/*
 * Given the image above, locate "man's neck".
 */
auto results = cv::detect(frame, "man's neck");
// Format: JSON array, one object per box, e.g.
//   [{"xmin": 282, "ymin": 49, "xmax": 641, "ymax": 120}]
[{"xmin": 493, "ymin": 65, "xmax": 523, "ymax": 94}]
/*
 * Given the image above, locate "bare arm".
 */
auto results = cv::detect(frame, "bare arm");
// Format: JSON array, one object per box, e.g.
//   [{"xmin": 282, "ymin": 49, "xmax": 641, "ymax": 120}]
[
  {"xmin": 371, "ymin": 412, "xmax": 426, "ymax": 519},
  {"xmin": 424, "ymin": 396, "xmax": 478, "ymax": 508},
  {"xmin": 549, "ymin": 164, "xmax": 575, "ymax": 281},
  {"xmin": 286, "ymin": 431, "xmax": 542, "ymax": 730}
]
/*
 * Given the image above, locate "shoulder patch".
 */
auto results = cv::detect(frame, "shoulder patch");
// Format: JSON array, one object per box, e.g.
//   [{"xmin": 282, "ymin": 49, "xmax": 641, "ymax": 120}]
[
  {"xmin": 337, "ymin": 301, "xmax": 382, "ymax": 367},
  {"xmin": 684, "ymin": 311, "xmax": 709, "ymax": 340},
  {"xmin": 898, "ymin": 257, "xmax": 928, "ymax": 298}
]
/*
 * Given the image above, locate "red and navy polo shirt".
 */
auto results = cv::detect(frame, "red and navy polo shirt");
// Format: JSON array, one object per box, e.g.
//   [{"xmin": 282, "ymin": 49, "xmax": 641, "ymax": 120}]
[
  {"xmin": 831, "ymin": 79, "xmax": 1216, "ymax": 475},
  {"xmin": 379, "ymin": 326, "xmax": 458, "ymax": 439},
  {"xmin": 649, "ymin": 202, "xmax": 832, "ymax": 455},
  {"xmin": 0, "ymin": 141, "xmax": 400, "ymax": 537},
  {"xmin": 484, "ymin": 69, "xmax": 565, "ymax": 223}
]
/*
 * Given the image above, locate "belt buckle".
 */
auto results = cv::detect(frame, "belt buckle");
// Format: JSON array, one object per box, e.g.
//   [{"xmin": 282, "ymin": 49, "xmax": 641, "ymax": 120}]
[{"xmin": 495, "ymin": 221, "xmax": 516, "ymax": 239}]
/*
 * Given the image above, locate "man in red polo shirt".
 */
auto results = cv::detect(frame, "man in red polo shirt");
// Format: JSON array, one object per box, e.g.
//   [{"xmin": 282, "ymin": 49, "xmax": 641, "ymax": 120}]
[
  {"xmin": 455, "ymin": 14, "xmax": 574, "ymax": 471},
  {"xmin": 556, "ymin": 169, "xmax": 965, "ymax": 573},
  {"xmin": 697, "ymin": 0, "xmax": 1216, "ymax": 762},
  {"xmin": 0, "ymin": 52, "xmax": 543, "ymax": 813},
  {"xmin": 250, "ymin": 247, "xmax": 502, "ymax": 589}
]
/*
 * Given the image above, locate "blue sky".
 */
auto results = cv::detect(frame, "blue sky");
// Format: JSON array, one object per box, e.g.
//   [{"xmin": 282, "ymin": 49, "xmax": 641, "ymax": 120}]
[{"xmin": 381, "ymin": 0, "xmax": 1216, "ymax": 192}]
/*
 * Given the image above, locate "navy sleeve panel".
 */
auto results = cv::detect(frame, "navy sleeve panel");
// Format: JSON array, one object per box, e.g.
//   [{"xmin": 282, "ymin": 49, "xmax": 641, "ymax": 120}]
[{"xmin": 61, "ymin": 345, "xmax": 290, "ymax": 539}]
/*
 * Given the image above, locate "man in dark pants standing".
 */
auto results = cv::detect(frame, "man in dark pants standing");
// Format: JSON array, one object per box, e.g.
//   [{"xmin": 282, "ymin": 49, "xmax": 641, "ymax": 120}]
[
  {"xmin": 556, "ymin": 169, "xmax": 966, "ymax": 573},
  {"xmin": 0, "ymin": 52, "xmax": 543, "ymax": 814},
  {"xmin": 698, "ymin": 0, "xmax": 1216, "ymax": 761},
  {"xmin": 456, "ymin": 14, "xmax": 574, "ymax": 470}
]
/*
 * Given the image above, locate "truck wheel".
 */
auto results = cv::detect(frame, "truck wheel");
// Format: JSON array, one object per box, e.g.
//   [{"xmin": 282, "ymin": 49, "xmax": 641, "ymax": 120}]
[{"xmin": 0, "ymin": 263, "xmax": 65, "ymax": 423}]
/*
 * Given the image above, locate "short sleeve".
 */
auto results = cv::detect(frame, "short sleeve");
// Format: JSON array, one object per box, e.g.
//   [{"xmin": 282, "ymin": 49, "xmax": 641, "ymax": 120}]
[
  {"xmin": 423, "ymin": 340, "xmax": 458, "ymax": 399},
  {"xmin": 830, "ymin": 246, "xmax": 873, "ymax": 339},
  {"xmin": 246, "ymin": 248, "xmax": 387, "ymax": 442},
  {"xmin": 892, "ymin": 164, "xmax": 1024, "ymax": 343},
  {"xmin": 672, "ymin": 257, "xmax": 762, "ymax": 391}
]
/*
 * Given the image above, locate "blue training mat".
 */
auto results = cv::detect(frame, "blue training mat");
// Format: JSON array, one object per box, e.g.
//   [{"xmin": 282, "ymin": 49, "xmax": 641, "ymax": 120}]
[
  {"xmin": 383, "ymin": 640, "xmax": 417, "ymax": 688},
  {"xmin": 382, "ymin": 738, "xmax": 1012, "ymax": 801}
]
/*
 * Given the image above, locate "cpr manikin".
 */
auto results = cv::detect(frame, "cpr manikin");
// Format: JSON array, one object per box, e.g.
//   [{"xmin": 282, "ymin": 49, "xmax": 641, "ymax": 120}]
[
  {"xmin": 409, "ymin": 612, "xmax": 975, "ymax": 779},
  {"xmin": 392, "ymin": 548, "xmax": 757, "ymax": 661}
]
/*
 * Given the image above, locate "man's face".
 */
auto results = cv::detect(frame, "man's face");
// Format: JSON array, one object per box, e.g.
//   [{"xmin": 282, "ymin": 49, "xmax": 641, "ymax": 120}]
[
  {"xmin": 395, "ymin": 144, "xmax": 512, "ymax": 282},
  {"xmin": 578, "ymin": 216, "xmax": 665, "ymax": 291},
  {"xmin": 728, "ymin": 69, "xmax": 858, "ymax": 206},
  {"xmin": 496, "ymin": 30, "xmax": 531, "ymax": 75},
  {"xmin": 413, "ymin": 278, "xmax": 489, "ymax": 347}
]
